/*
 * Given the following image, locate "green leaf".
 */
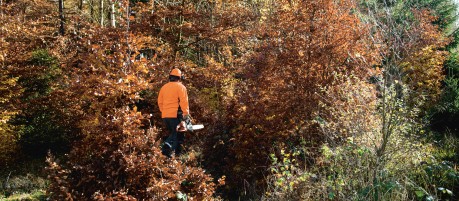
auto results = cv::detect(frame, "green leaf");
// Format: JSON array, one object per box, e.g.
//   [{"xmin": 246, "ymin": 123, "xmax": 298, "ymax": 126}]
[
  {"xmin": 415, "ymin": 190, "xmax": 425, "ymax": 198},
  {"xmin": 328, "ymin": 191, "xmax": 335, "ymax": 199}
]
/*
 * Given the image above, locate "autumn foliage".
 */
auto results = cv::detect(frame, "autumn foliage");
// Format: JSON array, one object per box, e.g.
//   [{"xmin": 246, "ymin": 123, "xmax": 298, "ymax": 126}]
[
  {"xmin": 400, "ymin": 10, "xmax": 449, "ymax": 110},
  {"xmin": 217, "ymin": 0, "xmax": 380, "ymax": 190},
  {"xmin": 0, "ymin": 0, "xmax": 455, "ymax": 200},
  {"xmin": 40, "ymin": 1, "xmax": 226, "ymax": 198}
]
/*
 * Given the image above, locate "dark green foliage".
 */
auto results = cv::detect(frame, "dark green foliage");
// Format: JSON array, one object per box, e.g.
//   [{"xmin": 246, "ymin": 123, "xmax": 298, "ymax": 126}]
[
  {"xmin": 420, "ymin": 0, "xmax": 459, "ymax": 134},
  {"xmin": 432, "ymin": 78, "xmax": 459, "ymax": 124},
  {"xmin": 13, "ymin": 50, "xmax": 73, "ymax": 156},
  {"xmin": 29, "ymin": 49, "xmax": 56, "ymax": 66},
  {"xmin": 405, "ymin": 0, "xmax": 458, "ymax": 30},
  {"xmin": 416, "ymin": 161, "xmax": 459, "ymax": 200},
  {"xmin": 445, "ymin": 52, "xmax": 459, "ymax": 78},
  {"xmin": 17, "ymin": 108, "xmax": 73, "ymax": 155},
  {"xmin": 20, "ymin": 49, "xmax": 60, "ymax": 100},
  {"xmin": 431, "ymin": 54, "xmax": 459, "ymax": 133},
  {"xmin": 446, "ymin": 29, "xmax": 459, "ymax": 50}
]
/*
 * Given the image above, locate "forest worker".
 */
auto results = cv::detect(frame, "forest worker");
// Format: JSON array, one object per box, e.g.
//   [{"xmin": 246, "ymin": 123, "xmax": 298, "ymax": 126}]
[{"xmin": 158, "ymin": 68, "xmax": 190, "ymax": 158}]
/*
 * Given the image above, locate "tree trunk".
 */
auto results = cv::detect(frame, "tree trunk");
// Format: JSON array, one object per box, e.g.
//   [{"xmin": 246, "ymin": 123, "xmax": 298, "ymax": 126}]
[
  {"xmin": 110, "ymin": 0, "xmax": 115, "ymax": 27},
  {"xmin": 90, "ymin": 0, "xmax": 94, "ymax": 23},
  {"xmin": 100, "ymin": 0, "xmax": 104, "ymax": 26},
  {"xmin": 59, "ymin": 0, "xmax": 65, "ymax": 35},
  {"xmin": 77, "ymin": 0, "xmax": 83, "ymax": 36},
  {"xmin": 78, "ymin": 0, "xmax": 83, "ymax": 11}
]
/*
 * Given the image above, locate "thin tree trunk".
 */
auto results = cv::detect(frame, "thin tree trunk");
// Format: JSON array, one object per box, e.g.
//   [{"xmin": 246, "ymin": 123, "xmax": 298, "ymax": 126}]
[
  {"xmin": 90, "ymin": 0, "xmax": 94, "ymax": 23},
  {"xmin": 100, "ymin": 0, "xmax": 104, "ymax": 26},
  {"xmin": 1, "ymin": 0, "xmax": 3, "ymax": 18},
  {"xmin": 110, "ymin": 1, "xmax": 115, "ymax": 27},
  {"xmin": 78, "ymin": 0, "xmax": 83, "ymax": 11},
  {"xmin": 77, "ymin": 0, "xmax": 83, "ymax": 37},
  {"xmin": 59, "ymin": 0, "xmax": 65, "ymax": 35}
]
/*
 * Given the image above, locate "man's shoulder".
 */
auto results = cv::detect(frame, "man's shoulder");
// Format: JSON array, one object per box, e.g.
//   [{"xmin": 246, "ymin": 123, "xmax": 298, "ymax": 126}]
[
  {"xmin": 162, "ymin": 82, "xmax": 177, "ymax": 87},
  {"xmin": 159, "ymin": 83, "xmax": 169, "ymax": 89},
  {"xmin": 178, "ymin": 82, "xmax": 186, "ymax": 88},
  {"xmin": 162, "ymin": 82, "xmax": 186, "ymax": 89},
  {"xmin": 171, "ymin": 82, "xmax": 186, "ymax": 89}
]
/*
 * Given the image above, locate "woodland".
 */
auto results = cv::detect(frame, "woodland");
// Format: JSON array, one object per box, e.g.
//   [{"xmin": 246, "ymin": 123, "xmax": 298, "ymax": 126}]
[{"xmin": 1, "ymin": 0, "xmax": 459, "ymax": 200}]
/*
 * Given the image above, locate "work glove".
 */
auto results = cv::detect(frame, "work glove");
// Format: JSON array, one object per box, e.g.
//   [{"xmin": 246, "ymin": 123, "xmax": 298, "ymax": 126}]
[
  {"xmin": 177, "ymin": 115, "xmax": 192, "ymax": 132},
  {"xmin": 177, "ymin": 121, "xmax": 187, "ymax": 132}
]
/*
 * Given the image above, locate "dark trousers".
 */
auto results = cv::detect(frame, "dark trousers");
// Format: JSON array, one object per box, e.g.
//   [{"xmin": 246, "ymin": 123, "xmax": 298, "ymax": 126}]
[{"xmin": 162, "ymin": 118, "xmax": 184, "ymax": 157}]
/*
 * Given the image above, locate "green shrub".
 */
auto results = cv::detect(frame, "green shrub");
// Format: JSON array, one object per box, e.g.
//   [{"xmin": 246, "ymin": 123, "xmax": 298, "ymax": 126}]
[
  {"xmin": 410, "ymin": 133, "xmax": 459, "ymax": 201},
  {"xmin": 20, "ymin": 49, "xmax": 60, "ymax": 99},
  {"xmin": 12, "ymin": 49, "xmax": 74, "ymax": 156},
  {"xmin": 263, "ymin": 134, "xmax": 444, "ymax": 201}
]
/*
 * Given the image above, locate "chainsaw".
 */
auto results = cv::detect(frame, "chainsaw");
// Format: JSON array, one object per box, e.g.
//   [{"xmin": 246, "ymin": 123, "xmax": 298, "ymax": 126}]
[{"xmin": 177, "ymin": 116, "xmax": 204, "ymax": 132}]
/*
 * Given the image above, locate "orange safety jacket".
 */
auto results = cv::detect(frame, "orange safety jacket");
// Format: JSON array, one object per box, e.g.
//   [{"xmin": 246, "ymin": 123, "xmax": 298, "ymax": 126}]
[{"xmin": 157, "ymin": 81, "xmax": 189, "ymax": 118}]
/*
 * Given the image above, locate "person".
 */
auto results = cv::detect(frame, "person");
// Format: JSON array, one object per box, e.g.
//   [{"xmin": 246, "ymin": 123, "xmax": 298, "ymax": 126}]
[{"xmin": 158, "ymin": 68, "xmax": 190, "ymax": 157}]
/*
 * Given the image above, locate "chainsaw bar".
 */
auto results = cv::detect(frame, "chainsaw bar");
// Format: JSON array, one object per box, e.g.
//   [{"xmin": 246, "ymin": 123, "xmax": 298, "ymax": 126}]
[
  {"xmin": 191, "ymin": 124, "xmax": 204, "ymax": 130},
  {"xmin": 184, "ymin": 118, "xmax": 204, "ymax": 132}
]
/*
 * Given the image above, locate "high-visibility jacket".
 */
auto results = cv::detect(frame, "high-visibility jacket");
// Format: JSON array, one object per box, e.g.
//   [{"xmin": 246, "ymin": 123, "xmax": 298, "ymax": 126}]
[{"xmin": 157, "ymin": 81, "xmax": 189, "ymax": 118}]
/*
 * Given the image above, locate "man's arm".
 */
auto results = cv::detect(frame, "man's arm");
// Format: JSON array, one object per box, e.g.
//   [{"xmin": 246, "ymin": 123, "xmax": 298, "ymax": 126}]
[
  {"xmin": 179, "ymin": 85, "xmax": 189, "ymax": 116},
  {"xmin": 157, "ymin": 88, "xmax": 163, "ymax": 113}
]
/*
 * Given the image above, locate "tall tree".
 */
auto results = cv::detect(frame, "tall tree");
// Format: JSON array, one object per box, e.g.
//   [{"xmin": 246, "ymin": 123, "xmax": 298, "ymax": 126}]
[
  {"xmin": 99, "ymin": 0, "xmax": 104, "ymax": 26},
  {"xmin": 356, "ymin": 0, "xmax": 451, "ymax": 199},
  {"xmin": 59, "ymin": 0, "xmax": 65, "ymax": 35},
  {"xmin": 219, "ymin": 0, "xmax": 380, "ymax": 194},
  {"xmin": 110, "ymin": 0, "xmax": 115, "ymax": 27},
  {"xmin": 90, "ymin": 0, "xmax": 94, "ymax": 23}
]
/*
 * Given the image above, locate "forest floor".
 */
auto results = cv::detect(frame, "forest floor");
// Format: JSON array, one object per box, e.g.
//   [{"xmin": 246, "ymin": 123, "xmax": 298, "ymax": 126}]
[{"xmin": 0, "ymin": 158, "xmax": 48, "ymax": 201}]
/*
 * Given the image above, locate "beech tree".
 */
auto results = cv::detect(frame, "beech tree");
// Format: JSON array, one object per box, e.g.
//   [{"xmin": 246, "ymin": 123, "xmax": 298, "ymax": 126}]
[{"xmin": 213, "ymin": 0, "xmax": 381, "ymax": 193}]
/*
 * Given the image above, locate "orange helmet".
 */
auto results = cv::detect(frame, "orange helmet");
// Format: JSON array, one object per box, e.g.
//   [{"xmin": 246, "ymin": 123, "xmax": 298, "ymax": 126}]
[{"xmin": 170, "ymin": 69, "xmax": 182, "ymax": 77}]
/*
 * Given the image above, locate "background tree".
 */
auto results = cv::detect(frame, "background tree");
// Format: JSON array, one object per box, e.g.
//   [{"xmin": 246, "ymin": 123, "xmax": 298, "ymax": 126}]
[
  {"xmin": 0, "ymin": 0, "xmax": 74, "ymax": 159},
  {"xmin": 210, "ymin": 0, "xmax": 381, "ymax": 197}
]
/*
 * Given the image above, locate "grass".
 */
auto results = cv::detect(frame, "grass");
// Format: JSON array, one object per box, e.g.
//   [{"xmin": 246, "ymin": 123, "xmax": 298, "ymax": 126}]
[
  {"xmin": 432, "ymin": 132, "xmax": 459, "ymax": 161},
  {"xmin": 0, "ymin": 190, "xmax": 46, "ymax": 201}
]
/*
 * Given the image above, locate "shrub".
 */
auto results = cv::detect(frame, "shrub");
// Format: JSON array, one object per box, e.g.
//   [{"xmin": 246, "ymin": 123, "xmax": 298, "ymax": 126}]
[
  {"xmin": 46, "ymin": 109, "xmax": 217, "ymax": 200},
  {"xmin": 263, "ymin": 137, "xmax": 436, "ymax": 201},
  {"xmin": 12, "ymin": 49, "xmax": 75, "ymax": 156}
]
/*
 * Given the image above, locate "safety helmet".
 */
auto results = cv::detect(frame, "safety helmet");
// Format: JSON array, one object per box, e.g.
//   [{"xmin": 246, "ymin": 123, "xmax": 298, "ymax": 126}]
[{"xmin": 170, "ymin": 69, "xmax": 182, "ymax": 77}]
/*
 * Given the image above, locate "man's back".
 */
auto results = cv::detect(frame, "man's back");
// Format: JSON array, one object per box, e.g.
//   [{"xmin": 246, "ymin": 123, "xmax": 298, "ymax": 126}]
[{"xmin": 158, "ymin": 82, "xmax": 189, "ymax": 118}]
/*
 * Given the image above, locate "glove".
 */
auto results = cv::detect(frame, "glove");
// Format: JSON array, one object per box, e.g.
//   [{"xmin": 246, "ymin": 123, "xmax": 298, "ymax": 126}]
[
  {"xmin": 183, "ymin": 114, "xmax": 194, "ymax": 132},
  {"xmin": 177, "ymin": 121, "xmax": 187, "ymax": 132}
]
